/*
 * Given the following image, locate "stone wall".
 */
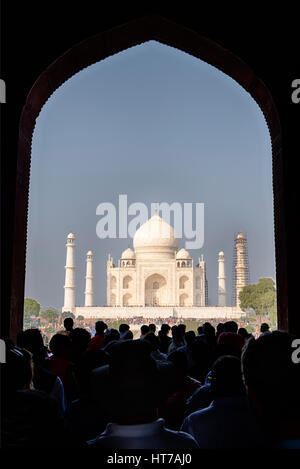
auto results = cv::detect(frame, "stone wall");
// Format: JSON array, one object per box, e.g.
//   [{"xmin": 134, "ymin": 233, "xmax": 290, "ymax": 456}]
[{"xmin": 74, "ymin": 305, "xmax": 245, "ymax": 319}]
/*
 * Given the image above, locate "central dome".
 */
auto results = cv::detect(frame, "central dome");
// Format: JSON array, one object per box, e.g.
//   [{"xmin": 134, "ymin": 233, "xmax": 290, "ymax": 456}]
[{"xmin": 133, "ymin": 214, "xmax": 178, "ymax": 254}]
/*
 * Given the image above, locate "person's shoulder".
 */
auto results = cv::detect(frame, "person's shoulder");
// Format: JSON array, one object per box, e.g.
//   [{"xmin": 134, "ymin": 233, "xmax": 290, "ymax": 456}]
[
  {"xmin": 162, "ymin": 427, "xmax": 199, "ymax": 448},
  {"xmin": 87, "ymin": 432, "xmax": 109, "ymax": 447},
  {"xmin": 185, "ymin": 404, "xmax": 213, "ymax": 422}
]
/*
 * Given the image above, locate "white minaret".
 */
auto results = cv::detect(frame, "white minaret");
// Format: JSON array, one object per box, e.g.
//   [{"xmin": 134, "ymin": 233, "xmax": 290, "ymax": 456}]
[
  {"xmin": 235, "ymin": 233, "xmax": 248, "ymax": 308},
  {"xmin": 84, "ymin": 250, "xmax": 94, "ymax": 307},
  {"xmin": 63, "ymin": 233, "xmax": 76, "ymax": 312},
  {"xmin": 218, "ymin": 251, "xmax": 226, "ymax": 306}
]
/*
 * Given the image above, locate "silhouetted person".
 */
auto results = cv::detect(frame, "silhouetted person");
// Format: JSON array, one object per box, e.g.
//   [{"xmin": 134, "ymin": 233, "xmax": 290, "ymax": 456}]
[
  {"xmin": 182, "ymin": 355, "xmax": 264, "ymax": 448},
  {"xmin": 88, "ymin": 321, "xmax": 107, "ymax": 351},
  {"xmin": 48, "ymin": 334, "xmax": 76, "ymax": 403},
  {"xmin": 197, "ymin": 326, "xmax": 203, "ymax": 336},
  {"xmin": 123, "ymin": 330, "xmax": 134, "ymax": 340},
  {"xmin": 260, "ymin": 322, "xmax": 271, "ymax": 335},
  {"xmin": 88, "ymin": 340, "xmax": 198, "ymax": 448},
  {"xmin": 158, "ymin": 324, "xmax": 172, "ymax": 354},
  {"xmin": 216, "ymin": 331, "xmax": 244, "ymax": 359},
  {"xmin": 159, "ymin": 350, "xmax": 201, "ymax": 430},
  {"xmin": 177, "ymin": 331, "xmax": 196, "ymax": 370},
  {"xmin": 168, "ymin": 326, "xmax": 185, "ymax": 354},
  {"xmin": 177, "ymin": 324, "xmax": 186, "ymax": 343},
  {"xmin": 104, "ymin": 328, "xmax": 120, "ymax": 347},
  {"xmin": 242, "ymin": 331, "xmax": 300, "ymax": 448},
  {"xmin": 2, "ymin": 346, "xmax": 72, "ymax": 448},
  {"xmin": 197, "ymin": 322, "xmax": 216, "ymax": 350},
  {"xmin": 216, "ymin": 322, "xmax": 225, "ymax": 340},
  {"xmin": 189, "ymin": 339, "xmax": 212, "ymax": 383},
  {"xmin": 144, "ymin": 332, "xmax": 168, "ymax": 361},
  {"xmin": 224, "ymin": 320, "xmax": 238, "ymax": 333},
  {"xmin": 17, "ymin": 329, "xmax": 65, "ymax": 411},
  {"xmin": 63, "ymin": 317, "xmax": 74, "ymax": 335},
  {"xmin": 64, "ymin": 349, "xmax": 110, "ymax": 443},
  {"xmin": 185, "ymin": 370, "xmax": 216, "ymax": 417},
  {"xmin": 119, "ymin": 323, "xmax": 130, "ymax": 340},
  {"xmin": 238, "ymin": 327, "xmax": 252, "ymax": 341},
  {"xmin": 149, "ymin": 323, "xmax": 156, "ymax": 334},
  {"xmin": 140, "ymin": 324, "xmax": 150, "ymax": 339}
]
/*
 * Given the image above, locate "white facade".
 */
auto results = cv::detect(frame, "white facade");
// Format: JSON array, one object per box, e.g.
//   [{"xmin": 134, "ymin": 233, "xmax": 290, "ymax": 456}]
[
  {"xmin": 74, "ymin": 305, "xmax": 245, "ymax": 319},
  {"xmin": 62, "ymin": 216, "xmax": 248, "ymax": 319},
  {"xmin": 107, "ymin": 214, "xmax": 206, "ymax": 307}
]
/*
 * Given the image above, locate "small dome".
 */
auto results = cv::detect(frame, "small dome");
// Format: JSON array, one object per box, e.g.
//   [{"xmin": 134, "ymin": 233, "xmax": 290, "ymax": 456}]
[
  {"xmin": 219, "ymin": 251, "xmax": 224, "ymax": 257},
  {"xmin": 237, "ymin": 233, "xmax": 245, "ymax": 239},
  {"xmin": 176, "ymin": 248, "xmax": 191, "ymax": 259},
  {"xmin": 67, "ymin": 232, "xmax": 75, "ymax": 239},
  {"xmin": 121, "ymin": 248, "xmax": 135, "ymax": 259},
  {"xmin": 87, "ymin": 250, "xmax": 93, "ymax": 256}
]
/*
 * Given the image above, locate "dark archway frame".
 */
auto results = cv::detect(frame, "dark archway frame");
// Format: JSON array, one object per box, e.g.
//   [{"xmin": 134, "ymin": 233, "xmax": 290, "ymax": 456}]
[{"xmin": 10, "ymin": 15, "xmax": 285, "ymax": 339}]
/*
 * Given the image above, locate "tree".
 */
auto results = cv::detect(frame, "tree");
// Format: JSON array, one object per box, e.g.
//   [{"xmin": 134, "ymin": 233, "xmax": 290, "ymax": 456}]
[
  {"xmin": 40, "ymin": 308, "xmax": 59, "ymax": 323},
  {"xmin": 24, "ymin": 298, "xmax": 40, "ymax": 317},
  {"xmin": 61, "ymin": 311, "xmax": 75, "ymax": 320},
  {"xmin": 239, "ymin": 278, "xmax": 277, "ymax": 323},
  {"xmin": 77, "ymin": 315, "xmax": 85, "ymax": 321}
]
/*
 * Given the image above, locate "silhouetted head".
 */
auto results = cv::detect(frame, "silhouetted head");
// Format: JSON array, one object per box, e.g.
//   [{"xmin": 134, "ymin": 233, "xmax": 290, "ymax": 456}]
[
  {"xmin": 197, "ymin": 326, "xmax": 203, "ymax": 335},
  {"xmin": 177, "ymin": 323, "xmax": 186, "ymax": 338},
  {"xmin": 95, "ymin": 321, "xmax": 108, "ymax": 335},
  {"xmin": 238, "ymin": 327, "xmax": 251, "ymax": 340},
  {"xmin": 171, "ymin": 325, "xmax": 183, "ymax": 345},
  {"xmin": 149, "ymin": 323, "xmax": 156, "ymax": 334},
  {"xmin": 260, "ymin": 323, "xmax": 269, "ymax": 333},
  {"xmin": 49, "ymin": 333, "xmax": 71, "ymax": 358},
  {"xmin": 104, "ymin": 328, "xmax": 120, "ymax": 346},
  {"xmin": 108, "ymin": 340, "xmax": 165, "ymax": 419},
  {"xmin": 63, "ymin": 317, "xmax": 74, "ymax": 332},
  {"xmin": 185, "ymin": 330, "xmax": 196, "ymax": 346},
  {"xmin": 202, "ymin": 322, "xmax": 216, "ymax": 339},
  {"xmin": 5, "ymin": 347, "xmax": 33, "ymax": 393},
  {"xmin": 77, "ymin": 349, "xmax": 110, "ymax": 398},
  {"xmin": 224, "ymin": 321, "xmax": 238, "ymax": 333},
  {"xmin": 144, "ymin": 332, "xmax": 160, "ymax": 351},
  {"xmin": 140, "ymin": 325, "xmax": 149, "ymax": 336},
  {"xmin": 210, "ymin": 355, "xmax": 245, "ymax": 396},
  {"xmin": 216, "ymin": 332, "xmax": 244, "ymax": 358},
  {"xmin": 160, "ymin": 324, "xmax": 171, "ymax": 336},
  {"xmin": 119, "ymin": 323, "xmax": 130, "ymax": 334},
  {"xmin": 91, "ymin": 340, "xmax": 177, "ymax": 422},
  {"xmin": 216, "ymin": 323, "xmax": 225, "ymax": 336},
  {"xmin": 16, "ymin": 329, "xmax": 47, "ymax": 363},
  {"xmin": 123, "ymin": 330, "xmax": 133, "ymax": 340},
  {"xmin": 69, "ymin": 327, "xmax": 91, "ymax": 359}
]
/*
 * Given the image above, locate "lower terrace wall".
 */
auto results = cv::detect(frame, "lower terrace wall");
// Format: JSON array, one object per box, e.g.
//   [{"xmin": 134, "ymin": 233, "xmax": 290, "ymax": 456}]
[{"xmin": 73, "ymin": 306, "xmax": 245, "ymax": 319}]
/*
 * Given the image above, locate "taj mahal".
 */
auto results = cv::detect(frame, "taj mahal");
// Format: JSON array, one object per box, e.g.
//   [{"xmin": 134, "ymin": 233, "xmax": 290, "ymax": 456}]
[{"xmin": 62, "ymin": 214, "xmax": 247, "ymax": 319}]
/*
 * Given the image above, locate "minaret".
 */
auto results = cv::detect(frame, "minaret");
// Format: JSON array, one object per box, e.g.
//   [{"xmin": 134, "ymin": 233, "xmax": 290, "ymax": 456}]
[
  {"xmin": 84, "ymin": 250, "xmax": 94, "ymax": 307},
  {"xmin": 218, "ymin": 251, "xmax": 226, "ymax": 306},
  {"xmin": 63, "ymin": 233, "xmax": 76, "ymax": 312},
  {"xmin": 235, "ymin": 233, "xmax": 248, "ymax": 308}
]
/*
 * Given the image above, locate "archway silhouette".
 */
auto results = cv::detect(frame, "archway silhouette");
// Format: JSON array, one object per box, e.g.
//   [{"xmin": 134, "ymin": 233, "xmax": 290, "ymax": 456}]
[{"xmin": 10, "ymin": 15, "xmax": 285, "ymax": 339}]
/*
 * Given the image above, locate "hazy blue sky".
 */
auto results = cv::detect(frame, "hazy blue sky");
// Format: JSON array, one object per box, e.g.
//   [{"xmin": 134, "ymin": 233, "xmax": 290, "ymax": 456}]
[{"xmin": 25, "ymin": 41, "xmax": 275, "ymax": 309}]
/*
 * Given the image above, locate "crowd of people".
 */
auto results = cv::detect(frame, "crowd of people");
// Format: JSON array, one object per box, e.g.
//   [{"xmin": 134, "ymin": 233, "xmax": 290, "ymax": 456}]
[
  {"xmin": 1, "ymin": 318, "xmax": 300, "ymax": 449},
  {"xmin": 37, "ymin": 315, "xmax": 272, "ymax": 347}
]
